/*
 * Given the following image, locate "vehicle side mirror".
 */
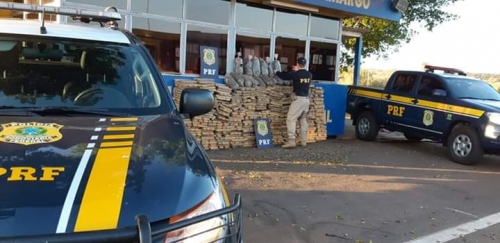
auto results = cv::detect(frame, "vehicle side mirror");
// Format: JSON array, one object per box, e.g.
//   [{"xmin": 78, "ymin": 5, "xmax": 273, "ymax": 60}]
[
  {"xmin": 179, "ymin": 88, "xmax": 215, "ymax": 119},
  {"xmin": 432, "ymin": 89, "xmax": 447, "ymax": 97}
]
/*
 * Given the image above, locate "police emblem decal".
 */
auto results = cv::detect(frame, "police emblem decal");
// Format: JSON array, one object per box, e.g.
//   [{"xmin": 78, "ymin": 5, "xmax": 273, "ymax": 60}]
[
  {"xmin": 203, "ymin": 48, "xmax": 216, "ymax": 66},
  {"xmin": 0, "ymin": 122, "xmax": 64, "ymax": 145},
  {"xmin": 257, "ymin": 120, "xmax": 268, "ymax": 136},
  {"xmin": 423, "ymin": 110, "xmax": 434, "ymax": 126}
]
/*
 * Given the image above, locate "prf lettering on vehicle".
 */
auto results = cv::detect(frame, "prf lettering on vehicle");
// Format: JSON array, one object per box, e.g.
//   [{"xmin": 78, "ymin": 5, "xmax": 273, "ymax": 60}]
[
  {"xmin": 387, "ymin": 105, "xmax": 405, "ymax": 117},
  {"xmin": 0, "ymin": 167, "xmax": 65, "ymax": 181}
]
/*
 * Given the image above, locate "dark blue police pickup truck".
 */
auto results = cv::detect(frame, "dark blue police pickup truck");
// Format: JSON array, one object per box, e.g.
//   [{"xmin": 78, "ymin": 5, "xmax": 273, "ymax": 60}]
[{"xmin": 346, "ymin": 65, "xmax": 500, "ymax": 165}]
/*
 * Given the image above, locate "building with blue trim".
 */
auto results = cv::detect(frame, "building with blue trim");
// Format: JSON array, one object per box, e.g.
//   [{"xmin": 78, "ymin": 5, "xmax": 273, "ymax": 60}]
[{"xmin": 2, "ymin": 0, "xmax": 403, "ymax": 136}]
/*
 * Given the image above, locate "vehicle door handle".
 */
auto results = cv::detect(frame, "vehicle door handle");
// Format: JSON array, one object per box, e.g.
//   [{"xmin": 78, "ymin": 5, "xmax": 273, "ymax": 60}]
[
  {"xmin": 385, "ymin": 94, "xmax": 391, "ymax": 99},
  {"xmin": 412, "ymin": 99, "xmax": 418, "ymax": 104}
]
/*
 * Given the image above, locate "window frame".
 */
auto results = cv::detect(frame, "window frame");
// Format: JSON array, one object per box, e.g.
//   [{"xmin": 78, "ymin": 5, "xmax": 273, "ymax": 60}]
[
  {"xmin": 391, "ymin": 73, "xmax": 419, "ymax": 95},
  {"xmin": 417, "ymin": 74, "xmax": 448, "ymax": 98},
  {"xmin": 130, "ymin": 16, "xmax": 182, "ymax": 74},
  {"xmin": 61, "ymin": 0, "xmax": 343, "ymax": 82}
]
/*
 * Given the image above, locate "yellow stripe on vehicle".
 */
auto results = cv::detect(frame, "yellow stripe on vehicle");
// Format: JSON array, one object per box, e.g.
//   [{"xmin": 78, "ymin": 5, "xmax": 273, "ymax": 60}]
[
  {"xmin": 218, "ymin": 176, "xmax": 230, "ymax": 205},
  {"xmin": 74, "ymin": 146, "xmax": 133, "ymax": 232},
  {"xmin": 418, "ymin": 100, "xmax": 483, "ymax": 117},
  {"xmin": 447, "ymin": 105, "xmax": 484, "ymax": 117},
  {"xmin": 100, "ymin": 141, "xmax": 134, "ymax": 148},
  {"xmin": 110, "ymin": 117, "xmax": 139, "ymax": 122},
  {"xmin": 353, "ymin": 89, "xmax": 384, "ymax": 99},
  {"xmin": 417, "ymin": 100, "xmax": 449, "ymax": 111},
  {"xmin": 389, "ymin": 94, "xmax": 413, "ymax": 104},
  {"xmin": 103, "ymin": 134, "xmax": 135, "ymax": 140},
  {"xmin": 350, "ymin": 88, "xmax": 485, "ymax": 118},
  {"xmin": 217, "ymin": 176, "xmax": 233, "ymax": 223},
  {"xmin": 107, "ymin": 126, "xmax": 136, "ymax": 132}
]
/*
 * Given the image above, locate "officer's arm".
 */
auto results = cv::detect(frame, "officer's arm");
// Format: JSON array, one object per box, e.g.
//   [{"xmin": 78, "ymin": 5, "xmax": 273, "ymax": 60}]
[{"xmin": 276, "ymin": 71, "xmax": 293, "ymax": 80}]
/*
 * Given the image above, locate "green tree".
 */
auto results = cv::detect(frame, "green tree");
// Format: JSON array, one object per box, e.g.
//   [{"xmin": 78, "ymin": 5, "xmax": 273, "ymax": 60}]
[{"xmin": 340, "ymin": 0, "xmax": 463, "ymax": 70}]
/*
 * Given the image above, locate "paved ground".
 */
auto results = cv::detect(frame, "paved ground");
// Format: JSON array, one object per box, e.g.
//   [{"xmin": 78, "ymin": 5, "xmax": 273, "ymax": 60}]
[{"xmin": 207, "ymin": 122, "xmax": 500, "ymax": 243}]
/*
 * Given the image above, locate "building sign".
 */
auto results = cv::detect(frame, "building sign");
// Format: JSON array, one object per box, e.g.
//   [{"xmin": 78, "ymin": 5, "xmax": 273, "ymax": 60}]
[
  {"xmin": 254, "ymin": 118, "xmax": 273, "ymax": 149},
  {"xmin": 293, "ymin": 0, "xmax": 401, "ymax": 22},
  {"xmin": 199, "ymin": 46, "xmax": 219, "ymax": 78}
]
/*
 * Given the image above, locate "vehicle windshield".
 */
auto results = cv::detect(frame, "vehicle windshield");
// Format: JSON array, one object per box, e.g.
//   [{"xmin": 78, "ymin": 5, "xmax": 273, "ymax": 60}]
[
  {"xmin": 445, "ymin": 77, "xmax": 500, "ymax": 101},
  {"xmin": 0, "ymin": 35, "xmax": 171, "ymax": 115}
]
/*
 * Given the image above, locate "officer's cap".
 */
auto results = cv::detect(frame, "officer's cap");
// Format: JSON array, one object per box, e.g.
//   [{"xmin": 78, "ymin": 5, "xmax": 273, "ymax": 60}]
[{"xmin": 297, "ymin": 57, "xmax": 307, "ymax": 65}]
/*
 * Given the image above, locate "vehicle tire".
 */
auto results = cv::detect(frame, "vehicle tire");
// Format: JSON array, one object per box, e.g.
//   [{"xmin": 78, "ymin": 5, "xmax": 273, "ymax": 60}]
[
  {"xmin": 355, "ymin": 111, "xmax": 379, "ymax": 141},
  {"xmin": 404, "ymin": 133, "xmax": 423, "ymax": 142},
  {"xmin": 446, "ymin": 124, "xmax": 483, "ymax": 165}
]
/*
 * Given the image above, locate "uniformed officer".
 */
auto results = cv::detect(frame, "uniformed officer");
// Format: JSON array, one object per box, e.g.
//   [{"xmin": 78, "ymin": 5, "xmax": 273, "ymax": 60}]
[{"xmin": 275, "ymin": 57, "xmax": 312, "ymax": 148}]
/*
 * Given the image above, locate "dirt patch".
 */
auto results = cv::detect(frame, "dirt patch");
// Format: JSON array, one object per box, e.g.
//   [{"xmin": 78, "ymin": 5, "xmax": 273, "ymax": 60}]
[{"xmin": 207, "ymin": 128, "xmax": 500, "ymax": 243}]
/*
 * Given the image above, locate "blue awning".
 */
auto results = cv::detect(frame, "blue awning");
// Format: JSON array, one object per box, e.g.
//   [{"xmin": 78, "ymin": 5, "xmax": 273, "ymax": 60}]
[{"xmin": 293, "ymin": 0, "xmax": 402, "ymax": 22}]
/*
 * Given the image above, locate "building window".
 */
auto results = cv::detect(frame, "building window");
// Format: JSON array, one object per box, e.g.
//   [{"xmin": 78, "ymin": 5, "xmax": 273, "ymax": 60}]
[
  {"xmin": 65, "ymin": 0, "xmax": 127, "ymax": 10},
  {"xmin": 275, "ymin": 37, "xmax": 306, "ymax": 72},
  {"xmin": 1, "ymin": 0, "xmax": 56, "ymax": 19},
  {"xmin": 275, "ymin": 9, "xmax": 308, "ymax": 36},
  {"xmin": 310, "ymin": 15, "xmax": 340, "ymax": 40},
  {"xmin": 186, "ymin": 0, "xmax": 230, "ymax": 25},
  {"xmin": 236, "ymin": 32, "xmax": 270, "ymax": 61},
  {"xmin": 235, "ymin": 2, "xmax": 273, "ymax": 31},
  {"xmin": 131, "ymin": 0, "xmax": 182, "ymax": 18},
  {"xmin": 132, "ymin": 17, "xmax": 181, "ymax": 74},
  {"xmin": 310, "ymin": 41, "xmax": 337, "ymax": 81},
  {"xmin": 186, "ymin": 24, "xmax": 228, "ymax": 76}
]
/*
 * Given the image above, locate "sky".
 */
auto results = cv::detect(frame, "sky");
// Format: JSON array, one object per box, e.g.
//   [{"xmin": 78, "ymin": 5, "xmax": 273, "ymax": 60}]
[{"xmin": 362, "ymin": 0, "xmax": 500, "ymax": 74}]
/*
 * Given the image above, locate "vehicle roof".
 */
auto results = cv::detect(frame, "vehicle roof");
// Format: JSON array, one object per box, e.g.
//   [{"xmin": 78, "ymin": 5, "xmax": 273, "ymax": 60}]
[
  {"xmin": 0, "ymin": 18, "xmax": 131, "ymax": 44},
  {"xmin": 395, "ymin": 70, "xmax": 483, "ymax": 81},
  {"xmin": 438, "ymin": 73, "xmax": 478, "ymax": 80}
]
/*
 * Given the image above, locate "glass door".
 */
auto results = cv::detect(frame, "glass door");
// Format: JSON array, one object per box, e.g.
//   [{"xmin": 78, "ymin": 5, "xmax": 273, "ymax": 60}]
[
  {"xmin": 275, "ymin": 37, "xmax": 306, "ymax": 72},
  {"xmin": 309, "ymin": 41, "xmax": 337, "ymax": 81}
]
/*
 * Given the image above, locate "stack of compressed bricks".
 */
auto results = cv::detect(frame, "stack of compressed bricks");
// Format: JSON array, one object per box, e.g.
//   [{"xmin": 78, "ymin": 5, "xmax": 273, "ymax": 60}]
[
  {"xmin": 306, "ymin": 86, "xmax": 327, "ymax": 142},
  {"xmin": 174, "ymin": 76, "xmax": 327, "ymax": 150}
]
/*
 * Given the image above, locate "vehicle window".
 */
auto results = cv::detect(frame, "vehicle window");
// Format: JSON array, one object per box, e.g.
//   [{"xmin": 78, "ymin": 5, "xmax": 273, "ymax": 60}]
[
  {"xmin": 0, "ymin": 35, "xmax": 166, "ymax": 113},
  {"xmin": 391, "ymin": 74, "xmax": 417, "ymax": 93},
  {"xmin": 417, "ymin": 76, "xmax": 446, "ymax": 97},
  {"xmin": 446, "ymin": 77, "xmax": 500, "ymax": 101}
]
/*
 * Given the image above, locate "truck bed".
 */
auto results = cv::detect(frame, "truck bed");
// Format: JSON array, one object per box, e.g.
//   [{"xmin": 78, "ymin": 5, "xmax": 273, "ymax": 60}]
[{"xmin": 346, "ymin": 85, "xmax": 387, "ymax": 125}]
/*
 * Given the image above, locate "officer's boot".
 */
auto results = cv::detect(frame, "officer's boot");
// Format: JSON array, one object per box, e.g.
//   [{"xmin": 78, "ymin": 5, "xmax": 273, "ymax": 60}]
[{"xmin": 282, "ymin": 138, "xmax": 296, "ymax": 149}]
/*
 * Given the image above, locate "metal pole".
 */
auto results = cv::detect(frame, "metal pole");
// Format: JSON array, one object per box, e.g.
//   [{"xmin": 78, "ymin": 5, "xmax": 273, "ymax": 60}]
[{"xmin": 353, "ymin": 36, "xmax": 362, "ymax": 86}]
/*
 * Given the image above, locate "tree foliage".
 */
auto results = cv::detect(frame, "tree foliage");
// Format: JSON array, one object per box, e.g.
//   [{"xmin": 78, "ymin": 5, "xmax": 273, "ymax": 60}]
[{"xmin": 340, "ymin": 0, "xmax": 464, "ymax": 70}]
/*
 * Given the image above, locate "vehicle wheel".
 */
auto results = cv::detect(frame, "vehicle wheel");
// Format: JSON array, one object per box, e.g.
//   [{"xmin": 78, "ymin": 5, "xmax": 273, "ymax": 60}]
[
  {"xmin": 404, "ymin": 133, "xmax": 423, "ymax": 142},
  {"xmin": 355, "ymin": 111, "xmax": 379, "ymax": 141},
  {"xmin": 447, "ymin": 124, "xmax": 483, "ymax": 165}
]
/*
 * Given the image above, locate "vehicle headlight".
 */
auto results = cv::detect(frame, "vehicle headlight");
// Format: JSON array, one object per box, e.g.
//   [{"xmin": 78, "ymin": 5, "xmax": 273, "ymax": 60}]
[
  {"xmin": 163, "ymin": 186, "xmax": 228, "ymax": 243},
  {"xmin": 487, "ymin": 112, "xmax": 500, "ymax": 125}
]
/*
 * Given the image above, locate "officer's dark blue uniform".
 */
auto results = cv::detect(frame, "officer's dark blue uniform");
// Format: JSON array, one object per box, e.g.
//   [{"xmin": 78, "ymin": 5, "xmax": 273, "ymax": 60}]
[{"xmin": 275, "ymin": 57, "xmax": 312, "ymax": 148}]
